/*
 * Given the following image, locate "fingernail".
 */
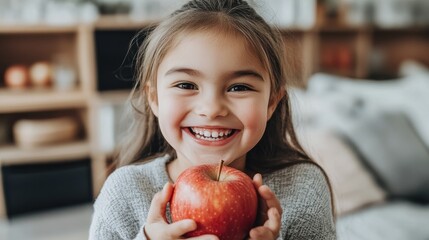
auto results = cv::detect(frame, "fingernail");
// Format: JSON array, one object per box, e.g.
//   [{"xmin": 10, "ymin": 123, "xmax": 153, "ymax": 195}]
[
  {"xmin": 271, "ymin": 207, "xmax": 280, "ymax": 218},
  {"xmin": 273, "ymin": 208, "xmax": 279, "ymax": 216}
]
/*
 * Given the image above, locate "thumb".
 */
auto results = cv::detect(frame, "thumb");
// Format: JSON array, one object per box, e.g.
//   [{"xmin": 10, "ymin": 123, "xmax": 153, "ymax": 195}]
[
  {"xmin": 166, "ymin": 219, "xmax": 197, "ymax": 238},
  {"xmin": 167, "ymin": 220, "xmax": 220, "ymax": 240},
  {"xmin": 147, "ymin": 182, "xmax": 173, "ymax": 223}
]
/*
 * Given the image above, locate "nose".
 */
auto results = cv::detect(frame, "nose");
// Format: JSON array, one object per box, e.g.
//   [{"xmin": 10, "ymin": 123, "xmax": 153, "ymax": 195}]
[{"xmin": 195, "ymin": 92, "xmax": 228, "ymax": 119}]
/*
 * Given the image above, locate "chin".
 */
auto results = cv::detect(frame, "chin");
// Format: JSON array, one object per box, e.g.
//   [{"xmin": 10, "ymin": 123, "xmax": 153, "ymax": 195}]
[
  {"xmin": 191, "ymin": 153, "xmax": 225, "ymax": 165},
  {"xmin": 187, "ymin": 152, "xmax": 244, "ymax": 168}
]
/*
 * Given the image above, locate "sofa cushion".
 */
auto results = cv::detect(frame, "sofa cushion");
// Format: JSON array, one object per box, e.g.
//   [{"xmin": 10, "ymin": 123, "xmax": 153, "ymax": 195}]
[
  {"xmin": 306, "ymin": 73, "xmax": 429, "ymax": 149},
  {"xmin": 344, "ymin": 112, "xmax": 429, "ymax": 202},
  {"xmin": 337, "ymin": 201, "xmax": 429, "ymax": 240},
  {"xmin": 298, "ymin": 129, "xmax": 386, "ymax": 216}
]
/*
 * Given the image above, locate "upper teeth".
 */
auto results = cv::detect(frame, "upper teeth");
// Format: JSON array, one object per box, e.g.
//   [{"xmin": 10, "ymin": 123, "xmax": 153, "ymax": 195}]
[{"xmin": 191, "ymin": 128, "xmax": 233, "ymax": 138}]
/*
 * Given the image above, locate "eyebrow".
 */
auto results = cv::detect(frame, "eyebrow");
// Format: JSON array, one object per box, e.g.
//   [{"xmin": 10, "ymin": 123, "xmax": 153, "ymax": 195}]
[
  {"xmin": 165, "ymin": 67, "xmax": 202, "ymax": 77},
  {"xmin": 165, "ymin": 67, "xmax": 264, "ymax": 81},
  {"xmin": 232, "ymin": 70, "xmax": 264, "ymax": 81}
]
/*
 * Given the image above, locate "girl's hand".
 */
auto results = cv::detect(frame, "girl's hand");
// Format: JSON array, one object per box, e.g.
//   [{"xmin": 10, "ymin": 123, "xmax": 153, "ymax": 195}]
[
  {"xmin": 144, "ymin": 182, "xmax": 219, "ymax": 240},
  {"xmin": 248, "ymin": 173, "xmax": 282, "ymax": 240}
]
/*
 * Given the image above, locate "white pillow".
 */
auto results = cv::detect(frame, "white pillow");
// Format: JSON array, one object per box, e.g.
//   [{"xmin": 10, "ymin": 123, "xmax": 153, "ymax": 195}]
[
  {"xmin": 399, "ymin": 59, "xmax": 429, "ymax": 77},
  {"xmin": 298, "ymin": 128, "xmax": 387, "ymax": 216},
  {"xmin": 305, "ymin": 73, "xmax": 429, "ymax": 148},
  {"xmin": 290, "ymin": 86, "xmax": 367, "ymax": 134}
]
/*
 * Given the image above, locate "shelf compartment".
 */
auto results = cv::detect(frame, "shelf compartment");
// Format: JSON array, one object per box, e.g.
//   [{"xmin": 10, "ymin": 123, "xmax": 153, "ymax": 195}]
[
  {"xmin": 2, "ymin": 158, "xmax": 92, "ymax": 218},
  {"xmin": 96, "ymin": 89, "xmax": 131, "ymax": 104},
  {"xmin": 94, "ymin": 28, "xmax": 144, "ymax": 91},
  {"xmin": 0, "ymin": 31, "xmax": 78, "ymax": 67},
  {"xmin": 370, "ymin": 30, "xmax": 429, "ymax": 78},
  {"xmin": 0, "ymin": 140, "xmax": 90, "ymax": 166},
  {"xmin": 0, "ymin": 89, "xmax": 87, "ymax": 113},
  {"xmin": 90, "ymin": 90, "xmax": 129, "ymax": 155},
  {"xmin": 0, "ymin": 31, "xmax": 79, "ymax": 92},
  {"xmin": 0, "ymin": 24, "xmax": 79, "ymax": 34},
  {"xmin": 318, "ymin": 31, "xmax": 360, "ymax": 78}
]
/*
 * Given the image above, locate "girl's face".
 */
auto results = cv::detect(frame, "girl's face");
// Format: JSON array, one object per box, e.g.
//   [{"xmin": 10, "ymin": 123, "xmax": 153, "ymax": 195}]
[{"xmin": 149, "ymin": 30, "xmax": 278, "ymax": 171}]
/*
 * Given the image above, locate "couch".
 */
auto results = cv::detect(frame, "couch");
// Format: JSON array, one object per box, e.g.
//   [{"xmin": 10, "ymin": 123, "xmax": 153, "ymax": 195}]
[{"xmin": 290, "ymin": 62, "xmax": 429, "ymax": 240}]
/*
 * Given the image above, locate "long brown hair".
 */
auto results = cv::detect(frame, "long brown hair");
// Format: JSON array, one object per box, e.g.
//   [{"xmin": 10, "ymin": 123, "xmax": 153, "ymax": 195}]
[
  {"xmin": 117, "ymin": 0, "xmax": 314, "ymax": 172},
  {"xmin": 115, "ymin": 0, "xmax": 335, "ymax": 217}
]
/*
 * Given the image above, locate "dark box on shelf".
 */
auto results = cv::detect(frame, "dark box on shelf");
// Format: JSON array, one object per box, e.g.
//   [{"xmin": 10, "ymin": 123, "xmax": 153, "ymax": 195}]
[
  {"xmin": 1, "ymin": 159, "xmax": 93, "ymax": 218},
  {"xmin": 94, "ymin": 29, "xmax": 150, "ymax": 91}
]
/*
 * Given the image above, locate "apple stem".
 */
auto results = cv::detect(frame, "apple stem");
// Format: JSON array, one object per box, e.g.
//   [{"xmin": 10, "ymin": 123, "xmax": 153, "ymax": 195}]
[{"xmin": 216, "ymin": 160, "xmax": 224, "ymax": 181}]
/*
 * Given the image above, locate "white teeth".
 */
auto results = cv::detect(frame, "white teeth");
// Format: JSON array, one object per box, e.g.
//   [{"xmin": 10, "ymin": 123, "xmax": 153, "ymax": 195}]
[{"xmin": 190, "ymin": 127, "xmax": 234, "ymax": 140}]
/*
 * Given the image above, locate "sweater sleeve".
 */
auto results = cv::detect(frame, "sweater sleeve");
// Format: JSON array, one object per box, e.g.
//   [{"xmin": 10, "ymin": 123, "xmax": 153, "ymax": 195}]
[
  {"xmin": 89, "ymin": 217, "xmax": 122, "ymax": 240},
  {"xmin": 266, "ymin": 163, "xmax": 336, "ymax": 240},
  {"xmin": 89, "ymin": 210, "xmax": 147, "ymax": 240},
  {"xmin": 88, "ymin": 165, "xmax": 156, "ymax": 240}
]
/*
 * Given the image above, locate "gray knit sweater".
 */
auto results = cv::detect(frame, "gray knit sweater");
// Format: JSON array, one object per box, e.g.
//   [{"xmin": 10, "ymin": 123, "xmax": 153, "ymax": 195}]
[{"xmin": 89, "ymin": 155, "xmax": 336, "ymax": 239}]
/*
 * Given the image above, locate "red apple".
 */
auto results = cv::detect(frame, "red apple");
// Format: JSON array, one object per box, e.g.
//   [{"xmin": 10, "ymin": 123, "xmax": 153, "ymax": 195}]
[{"xmin": 170, "ymin": 161, "xmax": 258, "ymax": 240}]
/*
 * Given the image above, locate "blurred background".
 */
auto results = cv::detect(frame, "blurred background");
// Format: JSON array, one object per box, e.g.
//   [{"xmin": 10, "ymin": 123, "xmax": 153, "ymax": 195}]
[{"xmin": 0, "ymin": 0, "xmax": 428, "ymax": 239}]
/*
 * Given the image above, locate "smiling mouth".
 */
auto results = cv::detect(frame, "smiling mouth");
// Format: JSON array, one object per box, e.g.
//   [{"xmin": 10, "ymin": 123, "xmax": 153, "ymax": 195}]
[{"xmin": 189, "ymin": 127, "xmax": 237, "ymax": 141}]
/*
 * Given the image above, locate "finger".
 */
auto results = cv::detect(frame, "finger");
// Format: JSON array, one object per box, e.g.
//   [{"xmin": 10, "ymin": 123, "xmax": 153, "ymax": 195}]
[
  {"xmin": 249, "ymin": 226, "xmax": 275, "ymax": 240},
  {"xmin": 162, "ymin": 182, "xmax": 174, "ymax": 202},
  {"xmin": 147, "ymin": 182, "xmax": 173, "ymax": 223},
  {"xmin": 253, "ymin": 174, "xmax": 268, "ymax": 225},
  {"xmin": 252, "ymin": 173, "xmax": 263, "ymax": 189},
  {"xmin": 264, "ymin": 208, "xmax": 281, "ymax": 234},
  {"xmin": 166, "ymin": 219, "xmax": 197, "ymax": 238},
  {"xmin": 258, "ymin": 185, "xmax": 282, "ymax": 216}
]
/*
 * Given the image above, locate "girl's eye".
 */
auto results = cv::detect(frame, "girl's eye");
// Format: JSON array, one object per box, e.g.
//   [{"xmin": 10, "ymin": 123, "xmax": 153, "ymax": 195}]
[
  {"xmin": 175, "ymin": 82, "xmax": 198, "ymax": 90},
  {"xmin": 228, "ymin": 84, "xmax": 252, "ymax": 92}
]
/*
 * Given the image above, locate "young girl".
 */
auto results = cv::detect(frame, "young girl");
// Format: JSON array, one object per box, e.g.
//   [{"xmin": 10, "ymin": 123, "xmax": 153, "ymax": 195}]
[{"xmin": 89, "ymin": 0, "xmax": 336, "ymax": 239}]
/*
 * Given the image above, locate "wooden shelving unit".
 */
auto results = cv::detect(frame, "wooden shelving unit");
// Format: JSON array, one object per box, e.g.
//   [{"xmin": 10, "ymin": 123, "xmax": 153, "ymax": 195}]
[
  {"xmin": 0, "ymin": 24, "xmax": 79, "ymax": 34},
  {"xmin": 0, "ymin": 141, "xmax": 91, "ymax": 166},
  {"xmin": 0, "ymin": 89, "xmax": 87, "ymax": 113},
  {"xmin": 0, "ymin": 15, "xmax": 428, "ymax": 218},
  {"xmin": 0, "ymin": 23, "xmax": 93, "ymax": 218}
]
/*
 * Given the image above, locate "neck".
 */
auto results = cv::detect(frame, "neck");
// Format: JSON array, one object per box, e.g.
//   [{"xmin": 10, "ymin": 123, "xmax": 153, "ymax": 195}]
[{"xmin": 166, "ymin": 159, "xmax": 186, "ymax": 183}]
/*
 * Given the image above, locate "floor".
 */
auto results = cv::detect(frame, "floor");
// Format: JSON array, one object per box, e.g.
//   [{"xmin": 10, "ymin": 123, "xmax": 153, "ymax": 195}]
[{"xmin": 0, "ymin": 204, "xmax": 93, "ymax": 240}]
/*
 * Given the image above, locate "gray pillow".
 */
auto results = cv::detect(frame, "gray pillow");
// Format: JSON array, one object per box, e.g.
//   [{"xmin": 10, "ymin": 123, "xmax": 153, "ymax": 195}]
[{"xmin": 343, "ymin": 112, "xmax": 429, "ymax": 202}]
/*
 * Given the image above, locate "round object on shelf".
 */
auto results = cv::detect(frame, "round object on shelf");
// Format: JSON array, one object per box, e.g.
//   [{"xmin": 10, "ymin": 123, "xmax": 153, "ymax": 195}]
[
  {"xmin": 53, "ymin": 64, "xmax": 77, "ymax": 90},
  {"xmin": 29, "ymin": 61, "xmax": 53, "ymax": 87},
  {"xmin": 4, "ymin": 65, "xmax": 29, "ymax": 89},
  {"xmin": 13, "ymin": 117, "xmax": 79, "ymax": 148}
]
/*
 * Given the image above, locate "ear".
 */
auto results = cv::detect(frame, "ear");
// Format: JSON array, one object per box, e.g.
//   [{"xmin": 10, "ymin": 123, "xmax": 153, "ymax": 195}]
[
  {"xmin": 146, "ymin": 83, "xmax": 159, "ymax": 117},
  {"xmin": 267, "ymin": 89, "xmax": 285, "ymax": 121}
]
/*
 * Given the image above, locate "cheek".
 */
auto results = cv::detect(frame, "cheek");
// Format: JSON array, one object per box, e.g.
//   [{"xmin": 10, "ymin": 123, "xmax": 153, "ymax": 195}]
[
  {"xmin": 248, "ymin": 114, "xmax": 268, "ymax": 136},
  {"xmin": 238, "ymin": 101, "xmax": 269, "ymax": 135},
  {"xmin": 157, "ymin": 96, "xmax": 188, "ymax": 133}
]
